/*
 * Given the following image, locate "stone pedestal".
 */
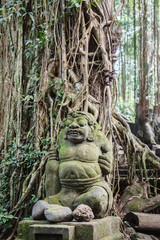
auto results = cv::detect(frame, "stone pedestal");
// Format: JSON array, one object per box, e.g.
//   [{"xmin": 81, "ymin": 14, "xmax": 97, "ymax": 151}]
[{"xmin": 16, "ymin": 217, "xmax": 124, "ymax": 240}]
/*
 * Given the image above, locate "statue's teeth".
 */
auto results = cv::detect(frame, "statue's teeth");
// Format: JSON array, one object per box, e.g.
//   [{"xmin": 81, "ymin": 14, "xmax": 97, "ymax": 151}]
[{"xmin": 70, "ymin": 131, "xmax": 79, "ymax": 135}]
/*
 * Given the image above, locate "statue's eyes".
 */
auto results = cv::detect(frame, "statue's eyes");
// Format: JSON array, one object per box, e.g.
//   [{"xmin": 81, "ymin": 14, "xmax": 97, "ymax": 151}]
[
  {"xmin": 78, "ymin": 121, "xmax": 86, "ymax": 127},
  {"xmin": 66, "ymin": 120, "xmax": 72, "ymax": 126}
]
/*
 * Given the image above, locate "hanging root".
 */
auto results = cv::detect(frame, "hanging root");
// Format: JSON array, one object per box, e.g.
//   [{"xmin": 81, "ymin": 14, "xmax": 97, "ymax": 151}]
[
  {"xmin": 113, "ymin": 112, "xmax": 160, "ymax": 184},
  {"xmin": 10, "ymin": 155, "xmax": 48, "ymax": 215}
]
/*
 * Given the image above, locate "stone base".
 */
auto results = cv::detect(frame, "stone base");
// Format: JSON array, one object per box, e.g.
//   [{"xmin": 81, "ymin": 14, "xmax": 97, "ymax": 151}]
[{"xmin": 16, "ymin": 217, "xmax": 124, "ymax": 240}]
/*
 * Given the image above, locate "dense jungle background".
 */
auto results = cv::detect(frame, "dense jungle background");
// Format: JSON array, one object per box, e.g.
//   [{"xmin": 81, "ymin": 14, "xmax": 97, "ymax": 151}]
[{"xmin": 0, "ymin": 0, "xmax": 160, "ymax": 239}]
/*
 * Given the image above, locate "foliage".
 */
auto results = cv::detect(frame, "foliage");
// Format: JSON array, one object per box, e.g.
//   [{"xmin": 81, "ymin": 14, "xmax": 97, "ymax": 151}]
[
  {"xmin": 0, "ymin": 136, "xmax": 48, "ymax": 234},
  {"xmin": 66, "ymin": 0, "xmax": 83, "ymax": 9},
  {"xmin": 115, "ymin": 0, "xmax": 160, "ymax": 120},
  {"xmin": 116, "ymin": 96, "xmax": 135, "ymax": 122},
  {"xmin": 54, "ymin": 79, "xmax": 64, "ymax": 104},
  {"xmin": 0, "ymin": 207, "xmax": 18, "ymax": 233},
  {"xmin": 66, "ymin": 0, "xmax": 100, "ymax": 11}
]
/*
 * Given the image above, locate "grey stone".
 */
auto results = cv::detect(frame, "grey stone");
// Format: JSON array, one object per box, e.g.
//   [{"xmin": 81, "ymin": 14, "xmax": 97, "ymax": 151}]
[
  {"xmin": 131, "ymin": 233, "xmax": 158, "ymax": 240},
  {"xmin": 126, "ymin": 228, "xmax": 156, "ymax": 240},
  {"xmin": 73, "ymin": 204, "xmax": 94, "ymax": 222},
  {"xmin": 126, "ymin": 227, "xmax": 158, "ymax": 240},
  {"xmin": 43, "ymin": 111, "xmax": 113, "ymax": 220},
  {"xmin": 125, "ymin": 227, "xmax": 136, "ymax": 235},
  {"xmin": 32, "ymin": 200, "xmax": 49, "ymax": 220},
  {"xmin": 15, "ymin": 216, "xmax": 123, "ymax": 240},
  {"xmin": 44, "ymin": 204, "xmax": 73, "ymax": 223},
  {"xmin": 63, "ymin": 216, "xmax": 123, "ymax": 240}
]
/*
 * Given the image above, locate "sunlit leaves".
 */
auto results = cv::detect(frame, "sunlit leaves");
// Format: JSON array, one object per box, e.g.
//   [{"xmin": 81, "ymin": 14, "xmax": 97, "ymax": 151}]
[{"xmin": 66, "ymin": 0, "xmax": 83, "ymax": 9}]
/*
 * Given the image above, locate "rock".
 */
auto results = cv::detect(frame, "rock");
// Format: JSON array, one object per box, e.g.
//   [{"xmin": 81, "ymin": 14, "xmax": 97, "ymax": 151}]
[
  {"xmin": 73, "ymin": 204, "xmax": 94, "ymax": 222},
  {"xmin": 44, "ymin": 204, "xmax": 73, "ymax": 223},
  {"xmin": 126, "ymin": 227, "xmax": 158, "ymax": 240},
  {"xmin": 137, "ymin": 233, "xmax": 158, "ymax": 240},
  {"xmin": 125, "ymin": 227, "xmax": 136, "ymax": 235},
  {"xmin": 32, "ymin": 200, "xmax": 49, "ymax": 220},
  {"xmin": 131, "ymin": 232, "xmax": 158, "ymax": 240}
]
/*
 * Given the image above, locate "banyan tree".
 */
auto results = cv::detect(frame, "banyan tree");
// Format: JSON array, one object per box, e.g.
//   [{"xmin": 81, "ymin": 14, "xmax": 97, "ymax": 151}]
[{"xmin": 0, "ymin": 0, "xmax": 160, "ymax": 239}]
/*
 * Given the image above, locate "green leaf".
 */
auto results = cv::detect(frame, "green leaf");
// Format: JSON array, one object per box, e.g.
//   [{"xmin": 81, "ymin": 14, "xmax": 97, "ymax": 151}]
[{"xmin": 28, "ymin": 12, "xmax": 35, "ymax": 23}]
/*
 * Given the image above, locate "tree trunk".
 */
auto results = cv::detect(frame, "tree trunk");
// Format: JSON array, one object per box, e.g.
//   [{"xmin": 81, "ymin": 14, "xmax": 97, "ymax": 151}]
[
  {"xmin": 139, "ymin": 0, "xmax": 149, "ymax": 115},
  {"xmin": 133, "ymin": 0, "xmax": 137, "ymax": 103},
  {"xmin": 125, "ymin": 212, "xmax": 160, "ymax": 231}
]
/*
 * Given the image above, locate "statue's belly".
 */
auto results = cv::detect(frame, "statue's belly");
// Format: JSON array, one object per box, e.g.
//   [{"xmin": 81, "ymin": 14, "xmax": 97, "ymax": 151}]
[
  {"xmin": 59, "ymin": 143, "xmax": 101, "ymax": 163},
  {"xmin": 59, "ymin": 161, "xmax": 102, "ymax": 188}
]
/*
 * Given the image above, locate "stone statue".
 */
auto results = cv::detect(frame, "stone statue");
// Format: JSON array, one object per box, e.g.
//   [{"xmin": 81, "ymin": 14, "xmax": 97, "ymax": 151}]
[{"xmin": 32, "ymin": 111, "xmax": 113, "ymax": 222}]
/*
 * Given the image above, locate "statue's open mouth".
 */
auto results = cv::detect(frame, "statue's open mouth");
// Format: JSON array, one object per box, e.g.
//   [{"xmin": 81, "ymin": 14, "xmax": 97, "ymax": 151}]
[{"xmin": 68, "ymin": 130, "xmax": 81, "ymax": 137}]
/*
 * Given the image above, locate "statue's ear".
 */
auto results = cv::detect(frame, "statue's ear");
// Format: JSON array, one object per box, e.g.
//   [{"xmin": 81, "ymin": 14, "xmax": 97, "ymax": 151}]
[
  {"xmin": 64, "ymin": 133, "xmax": 67, "ymax": 139},
  {"xmin": 60, "ymin": 118, "xmax": 67, "ymax": 129},
  {"xmin": 59, "ymin": 129, "xmax": 67, "ymax": 143},
  {"xmin": 87, "ymin": 126, "xmax": 96, "ymax": 142}
]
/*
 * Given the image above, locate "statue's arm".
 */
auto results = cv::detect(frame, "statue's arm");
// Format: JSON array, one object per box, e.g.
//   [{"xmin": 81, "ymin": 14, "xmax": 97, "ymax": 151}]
[
  {"xmin": 99, "ymin": 151, "xmax": 113, "ymax": 175},
  {"xmin": 98, "ymin": 136, "xmax": 113, "ymax": 175},
  {"xmin": 45, "ymin": 148, "xmax": 61, "ymax": 197}
]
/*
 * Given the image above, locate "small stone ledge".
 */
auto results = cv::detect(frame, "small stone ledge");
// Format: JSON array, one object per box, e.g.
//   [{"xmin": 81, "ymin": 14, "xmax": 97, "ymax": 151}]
[{"xmin": 15, "ymin": 217, "xmax": 124, "ymax": 240}]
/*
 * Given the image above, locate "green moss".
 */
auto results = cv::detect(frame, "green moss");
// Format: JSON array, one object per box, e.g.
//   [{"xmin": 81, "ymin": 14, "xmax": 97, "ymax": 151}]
[
  {"xmin": 15, "ymin": 220, "xmax": 47, "ymax": 240},
  {"xmin": 124, "ymin": 198, "xmax": 149, "ymax": 212},
  {"xmin": 58, "ymin": 129, "xmax": 66, "ymax": 145},
  {"xmin": 44, "ymin": 194, "xmax": 62, "ymax": 205},
  {"xmin": 16, "ymin": 220, "xmax": 32, "ymax": 240},
  {"xmin": 96, "ymin": 130, "xmax": 105, "ymax": 139},
  {"xmin": 75, "ymin": 225, "xmax": 93, "ymax": 240},
  {"xmin": 59, "ymin": 144, "xmax": 68, "ymax": 156}
]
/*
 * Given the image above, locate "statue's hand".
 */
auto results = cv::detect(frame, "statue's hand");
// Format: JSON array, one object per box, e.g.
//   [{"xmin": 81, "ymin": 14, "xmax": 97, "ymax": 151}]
[
  {"xmin": 47, "ymin": 148, "xmax": 58, "ymax": 161},
  {"xmin": 98, "ymin": 153, "xmax": 112, "ymax": 175}
]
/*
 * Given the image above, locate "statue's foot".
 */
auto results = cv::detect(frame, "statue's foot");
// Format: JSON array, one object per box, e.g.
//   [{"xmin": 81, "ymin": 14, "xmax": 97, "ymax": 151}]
[
  {"xmin": 73, "ymin": 186, "xmax": 108, "ymax": 218},
  {"xmin": 32, "ymin": 200, "xmax": 49, "ymax": 220},
  {"xmin": 73, "ymin": 204, "xmax": 94, "ymax": 222},
  {"xmin": 44, "ymin": 204, "xmax": 73, "ymax": 223}
]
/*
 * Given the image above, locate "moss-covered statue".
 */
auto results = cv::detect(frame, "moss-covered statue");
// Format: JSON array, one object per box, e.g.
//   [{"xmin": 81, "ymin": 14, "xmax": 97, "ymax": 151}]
[{"xmin": 32, "ymin": 111, "xmax": 113, "ymax": 222}]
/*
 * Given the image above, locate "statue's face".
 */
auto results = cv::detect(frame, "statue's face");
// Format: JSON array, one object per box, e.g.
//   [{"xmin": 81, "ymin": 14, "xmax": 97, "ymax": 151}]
[{"xmin": 65, "ymin": 116, "xmax": 91, "ymax": 144}]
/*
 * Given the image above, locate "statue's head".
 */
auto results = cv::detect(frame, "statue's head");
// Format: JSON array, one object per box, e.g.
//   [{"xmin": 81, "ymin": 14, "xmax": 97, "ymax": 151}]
[{"xmin": 60, "ymin": 111, "xmax": 101, "ymax": 144}]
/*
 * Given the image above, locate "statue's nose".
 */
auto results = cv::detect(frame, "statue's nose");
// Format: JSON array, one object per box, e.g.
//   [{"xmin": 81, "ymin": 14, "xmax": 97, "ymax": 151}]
[{"xmin": 69, "ymin": 122, "xmax": 79, "ymax": 128}]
